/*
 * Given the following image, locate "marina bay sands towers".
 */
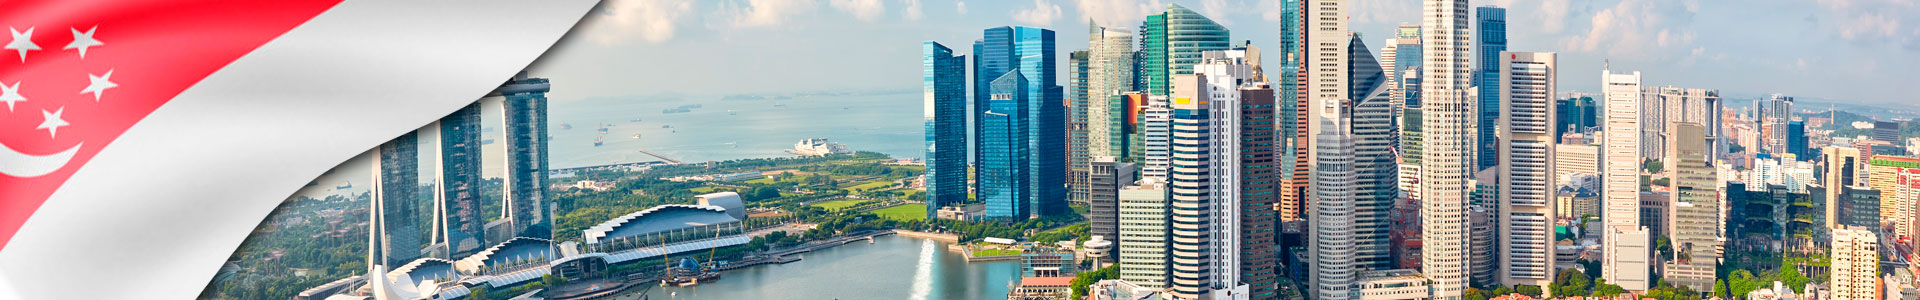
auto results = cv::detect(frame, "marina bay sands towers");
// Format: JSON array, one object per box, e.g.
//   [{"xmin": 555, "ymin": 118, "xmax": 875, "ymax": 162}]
[{"xmin": 369, "ymin": 72, "xmax": 553, "ymax": 268}]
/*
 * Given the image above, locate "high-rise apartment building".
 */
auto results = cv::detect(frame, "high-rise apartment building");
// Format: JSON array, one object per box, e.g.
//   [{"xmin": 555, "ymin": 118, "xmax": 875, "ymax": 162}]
[
  {"xmin": 1831, "ymin": 227, "xmax": 1879, "ymax": 300},
  {"xmin": 370, "ymin": 132, "xmax": 423, "ymax": 269},
  {"xmin": 1641, "ymin": 87, "xmax": 1722, "ymax": 161},
  {"xmin": 1600, "ymin": 65, "xmax": 1650, "ymax": 291},
  {"xmin": 922, "ymin": 41, "xmax": 967, "ymax": 220},
  {"xmin": 1119, "ymin": 183, "xmax": 1172, "ymax": 290},
  {"xmin": 1474, "ymin": 6, "xmax": 1507, "ymax": 171},
  {"xmin": 974, "ymin": 26, "xmax": 1065, "ymax": 219},
  {"xmin": 1868, "ymin": 156, "xmax": 1920, "ymax": 243},
  {"xmin": 498, "ymin": 73, "xmax": 552, "ymax": 240},
  {"xmin": 436, "ymin": 103, "xmax": 486, "ymax": 259},
  {"xmin": 1664, "ymin": 122, "xmax": 1718, "ymax": 292},
  {"xmin": 1496, "ymin": 51, "xmax": 1556, "ymax": 287},
  {"xmin": 1419, "ymin": 0, "xmax": 1474, "ymax": 297}
]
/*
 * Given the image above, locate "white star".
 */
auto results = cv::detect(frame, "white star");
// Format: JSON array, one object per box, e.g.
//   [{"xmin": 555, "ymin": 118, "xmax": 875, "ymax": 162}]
[
  {"xmin": 0, "ymin": 81, "xmax": 23, "ymax": 112},
  {"xmin": 81, "ymin": 69, "xmax": 116, "ymax": 101},
  {"xmin": 37, "ymin": 107, "xmax": 68, "ymax": 139},
  {"xmin": 64, "ymin": 26, "xmax": 102, "ymax": 59},
  {"xmin": 4, "ymin": 26, "xmax": 37, "ymax": 63}
]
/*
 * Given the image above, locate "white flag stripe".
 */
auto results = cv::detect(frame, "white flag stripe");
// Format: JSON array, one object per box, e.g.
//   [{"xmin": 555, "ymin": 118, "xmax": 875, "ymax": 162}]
[{"xmin": 0, "ymin": 1, "xmax": 597, "ymax": 299}]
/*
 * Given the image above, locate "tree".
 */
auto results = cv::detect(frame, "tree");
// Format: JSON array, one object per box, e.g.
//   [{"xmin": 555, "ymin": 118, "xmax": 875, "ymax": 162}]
[
  {"xmin": 1515, "ymin": 285, "xmax": 1543, "ymax": 298},
  {"xmin": 1070, "ymin": 264, "xmax": 1120, "ymax": 299},
  {"xmin": 1464, "ymin": 288, "xmax": 1489, "ymax": 300},
  {"xmin": 1644, "ymin": 158, "xmax": 1664, "ymax": 173},
  {"xmin": 1592, "ymin": 278, "xmax": 1627, "ymax": 297},
  {"xmin": 467, "ymin": 285, "xmax": 491, "ymax": 300}
]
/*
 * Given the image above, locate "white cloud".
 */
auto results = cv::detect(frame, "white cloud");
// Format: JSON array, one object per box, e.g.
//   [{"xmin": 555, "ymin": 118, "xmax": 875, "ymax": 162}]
[
  {"xmin": 830, "ymin": 0, "xmax": 886, "ymax": 21},
  {"xmin": 1199, "ymin": 0, "xmax": 1232, "ymax": 25},
  {"xmin": 721, "ymin": 0, "xmax": 818, "ymax": 28},
  {"xmin": 587, "ymin": 0, "xmax": 696, "ymax": 44},
  {"xmin": 902, "ymin": 0, "xmax": 924, "ymax": 20},
  {"xmin": 1074, "ymin": 0, "xmax": 1163, "ymax": 28},
  {"xmin": 1560, "ymin": 0, "xmax": 1698, "ymax": 59},
  {"xmin": 1816, "ymin": 0, "xmax": 1918, "ymax": 48},
  {"xmin": 1014, "ymin": 0, "xmax": 1063, "ymax": 26},
  {"xmin": 1350, "ymin": 0, "xmax": 1417, "ymax": 26},
  {"xmin": 956, "ymin": 1, "xmax": 968, "ymax": 14}
]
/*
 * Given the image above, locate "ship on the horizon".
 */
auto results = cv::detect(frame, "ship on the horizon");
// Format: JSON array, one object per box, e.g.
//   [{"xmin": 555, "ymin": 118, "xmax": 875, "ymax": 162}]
[
  {"xmin": 560, "ymin": 123, "xmax": 572, "ymax": 130},
  {"xmin": 335, "ymin": 181, "xmax": 352, "ymax": 190},
  {"xmin": 594, "ymin": 136, "xmax": 604, "ymax": 147}
]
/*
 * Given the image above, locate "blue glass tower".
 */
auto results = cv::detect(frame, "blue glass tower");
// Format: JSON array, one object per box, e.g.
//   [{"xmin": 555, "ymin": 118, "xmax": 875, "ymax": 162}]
[
  {"xmin": 923, "ymin": 41, "xmax": 967, "ymax": 220},
  {"xmin": 497, "ymin": 72, "xmax": 552, "ymax": 240},
  {"xmin": 1788, "ymin": 120, "xmax": 1808, "ymax": 160},
  {"xmin": 974, "ymin": 26, "xmax": 1064, "ymax": 219},
  {"xmin": 1475, "ymin": 6, "xmax": 1507, "ymax": 171}
]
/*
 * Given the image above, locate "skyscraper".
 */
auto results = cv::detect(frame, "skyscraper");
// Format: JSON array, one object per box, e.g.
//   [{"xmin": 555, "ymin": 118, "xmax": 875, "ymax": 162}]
[
  {"xmin": 974, "ymin": 26, "xmax": 1065, "ymax": 219},
  {"xmin": 1600, "ymin": 64, "xmax": 1650, "ymax": 291},
  {"xmin": 1070, "ymin": 50, "xmax": 1092, "ymax": 207},
  {"xmin": 1787, "ymin": 121, "xmax": 1809, "ymax": 159},
  {"xmin": 1756, "ymin": 94, "xmax": 1794, "ymax": 156},
  {"xmin": 1169, "ymin": 73, "xmax": 1229, "ymax": 299},
  {"xmin": 1306, "ymin": 0, "xmax": 1357, "ymax": 298},
  {"xmin": 371, "ymin": 132, "xmax": 423, "ymax": 269},
  {"xmin": 1420, "ymin": 0, "xmax": 1474, "ymax": 297},
  {"xmin": 1831, "ymin": 227, "xmax": 1879, "ymax": 300},
  {"xmin": 1277, "ymin": 0, "xmax": 1310, "ymax": 224},
  {"xmin": 1088, "ymin": 157, "xmax": 1135, "ymax": 251},
  {"xmin": 1475, "ymin": 6, "xmax": 1507, "ymax": 171},
  {"xmin": 1142, "ymin": 96, "xmax": 1173, "ymax": 182},
  {"xmin": 1090, "ymin": 22, "xmax": 1137, "ymax": 160},
  {"xmin": 1497, "ymin": 51, "xmax": 1556, "ymax": 287},
  {"xmin": 1554, "ymin": 95, "xmax": 1597, "ymax": 136},
  {"xmin": 436, "ymin": 103, "xmax": 486, "ymax": 259},
  {"xmin": 922, "ymin": 41, "xmax": 967, "ymax": 220},
  {"xmin": 1349, "ymin": 36, "xmax": 1397, "ymax": 272},
  {"xmin": 1641, "ymin": 87, "xmax": 1721, "ymax": 162},
  {"xmin": 1166, "ymin": 4, "xmax": 1230, "ymax": 79},
  {"xmin": 1825, "ymin": 146, "xmax": 1863, "ymax": 229},
  {"xmin": 1868, "ymin": 156, "xmax": 1920, "ymax": 243},
  {"xmin": 498, "ymin": 72, "xmax": 552, "ymax": 240},
  {"xmin": 1139, "ymin": 13, "xmax": 1169, "ymax": 96},
  {"xmin": 1664, "ymin": 121, "xmax": 1718, "ymax": 292}
]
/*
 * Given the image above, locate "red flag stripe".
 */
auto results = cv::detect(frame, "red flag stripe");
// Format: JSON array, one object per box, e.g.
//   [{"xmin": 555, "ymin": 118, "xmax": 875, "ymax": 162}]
[{"xmin": 0, "ymin": 0, "xmax": 344, "ymax": 249}]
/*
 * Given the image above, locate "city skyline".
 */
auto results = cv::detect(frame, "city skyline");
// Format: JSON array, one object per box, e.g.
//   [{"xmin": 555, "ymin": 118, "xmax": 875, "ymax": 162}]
[{"xmin": 531, "ymin": 0, "xmax": 1920, "ymax": 107}]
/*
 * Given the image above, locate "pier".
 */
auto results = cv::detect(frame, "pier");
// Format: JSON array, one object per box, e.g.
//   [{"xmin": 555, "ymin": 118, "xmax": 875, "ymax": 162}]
[{"xmin": 635, "ymin": 149, "xmax": 682, "ymax": 164}]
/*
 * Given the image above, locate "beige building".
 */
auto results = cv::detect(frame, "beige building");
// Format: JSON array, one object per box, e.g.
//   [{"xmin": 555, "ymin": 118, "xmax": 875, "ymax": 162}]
[
  {"xmin": 1663, "ymin": 122, "xmax": 1719, "ymax": 292},
  {"xmin": 1497, "ymin": 51, "xmax": 1558, "ymax": 287},
  {"xmin": 1825, "ymin": 147, "xmax": 1862, "ymax": 229},
  {"xmin": 1418, "ymin": 0, "xmax": 1476, "ymax": 297},
  {"xmin": 1556, "ymin": 143, "xmax": 1600, "ymax": 186},
  {"xmin": 1830, "ymin": 227, "xmax": 1879, "ymax": 300},
  {"xmin": 1600, "ymin": 64, "xmax": 1650, "ymax": 291},
  {"xmin": 1357, "ymin": 269, "xmax": 1431, "ymax": 300}
]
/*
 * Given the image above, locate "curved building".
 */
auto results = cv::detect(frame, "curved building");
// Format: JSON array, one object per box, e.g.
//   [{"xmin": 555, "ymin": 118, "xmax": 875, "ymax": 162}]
[{"xmin": 580, "ymin": 204, "xmax": 741, "ymax": 245}]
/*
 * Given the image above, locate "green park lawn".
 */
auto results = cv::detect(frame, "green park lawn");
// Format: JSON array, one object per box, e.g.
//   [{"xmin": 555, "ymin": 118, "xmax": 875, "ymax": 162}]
[
  {"xmin": 842, "ymin": 180, "xmax": 892, "ymax": 192},
  {"xmin": 811, "ymin": 199, "xmax": 869, "ymax": 211},
  {"xmin": 689, "ymin": 186, "xmax": 725, "ymax": 193},
  {"xmin": 872, "ymin": 204, "xmax": 926, "ymax": 221},
  {"xmin": 970, "ymin": 248, "xmax": 1022, "ymax": 257}
]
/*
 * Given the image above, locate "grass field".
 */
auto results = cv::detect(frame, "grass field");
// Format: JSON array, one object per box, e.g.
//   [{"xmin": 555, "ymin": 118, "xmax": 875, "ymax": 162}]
[
  {"xmin": 970, "ymin": 249, "xmax": 1022, "ymax": 257},
  {"xmin": 842, "ymin": 180, "xmax": 892, "ymax": 192},
  {"xmin": 811, "ymin": 199, "xmax": 869, "ymax": 211},
  {"xmin": 872, "ymin": 204, "xmax": 926, "ymax": 221},
  {"xmin": 689, "ymin": 186, "xmax": 725, "ymax": 193}
]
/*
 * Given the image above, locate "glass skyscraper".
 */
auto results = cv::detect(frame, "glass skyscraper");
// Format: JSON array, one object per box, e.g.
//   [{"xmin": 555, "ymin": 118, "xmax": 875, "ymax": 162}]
[
  {"xmin": 1139, "ymin": 14, "xmax": 1169, "ymax": 96},
  {"xmin": 1165, "ymin": 4, "xmax": 1230, "ymax": 79},
  {"xmin": 974, "ymin": 26, "xmax": 1064, "ymax": 219},
  {"xmin": 1475, "ymin": 6, "xmax": 1507, "ymax": 171},
  {"xmin": 437, "ymin": 103, "xmax": 486, "ymax": 258},
  {"xmin": 371, "ymin": 132, "xmax": 422, "ymax": 268},
  {"xmin": 922, "ymin": 41, "xmax": 967, "ymax": 219},
  {"xmin": 498, "ymin": 72, "xmax": 552, "ymax": 240}
]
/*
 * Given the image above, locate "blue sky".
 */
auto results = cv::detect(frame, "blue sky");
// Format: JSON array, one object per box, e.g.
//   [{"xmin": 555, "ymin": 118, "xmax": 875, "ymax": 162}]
[{"xmin": 527, "ymin": 0, "xmax": 1920, "ymax": 106}]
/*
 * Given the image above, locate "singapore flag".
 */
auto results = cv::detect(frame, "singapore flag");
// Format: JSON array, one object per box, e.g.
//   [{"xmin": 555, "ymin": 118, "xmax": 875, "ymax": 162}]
[{"xmin": 0, "ymin": 0, "xmax": 597, "ymax": 299}]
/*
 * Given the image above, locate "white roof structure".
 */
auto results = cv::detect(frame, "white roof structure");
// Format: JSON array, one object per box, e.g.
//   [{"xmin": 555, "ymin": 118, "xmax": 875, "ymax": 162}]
[
  {"xmin": 601, "ymin": 236, "xmax": 751, "ymax": 264},
  {"xmin": 581, "ymin": 204, "xmax": 738, "ymax": 244},
  {"xmin": 454, "ymin": 237, "xmax": 555, "ymax": 274}
]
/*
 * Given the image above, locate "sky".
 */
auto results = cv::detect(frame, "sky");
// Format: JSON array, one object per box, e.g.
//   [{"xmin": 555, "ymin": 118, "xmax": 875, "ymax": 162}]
[{"xmin": 526, "ymin": 0, "xmax": 1920, "ymax": 106}]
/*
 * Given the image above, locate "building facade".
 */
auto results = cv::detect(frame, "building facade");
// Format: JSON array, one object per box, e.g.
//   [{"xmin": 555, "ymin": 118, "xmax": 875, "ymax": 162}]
[
  {"xmin": 922, "ymin": 41, "xmax": 968, "ymax": 220},
  {"xmin": 1831, "ymin": 227, "xmax": 1879, "ymax": 300},
  {"xmin": 436, "ymin": 103, "xmax": 486, "ymax": 258},
  {"xmin": 1600, "ymin": 65, "xmax": 1650, "ymax": 291},
  {"xmin": 974, "ymin": 26, "xmax": 1065, "ymax": 219},
  {"xmin": 1419, "ymin": 0, "xmax": 1474, "ymax": 297},
  {"xmin": 498, "ymin": 73, "xmax": 552, "ymax": 240},
  {"xmin": 372, "ymin": 132, "xmax": 423, "ymax": 269},
  {"xmin": 1474, "ymin": 6, "xmax": 1507, "ymax": 172},
  {"xmin": 1496, "ymin": 51, "xmax": 1556, "ymax": 287},
  {"xmin": 1119, "ymin": 183, "xmax": 1172, "ymax": 290},
  {"xmin": 1664, "ymin": 122, "xmax": 1719, "ymax": 292}
]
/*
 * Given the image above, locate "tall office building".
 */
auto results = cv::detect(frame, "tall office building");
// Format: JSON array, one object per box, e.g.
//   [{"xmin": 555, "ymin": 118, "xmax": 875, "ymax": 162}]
[
  {"xmin": 974, "ymin": 26, "xmax": 1065, "ymax": 219},
  {"xmin": 1166, "ymin": 4, "xmax": 1230, "ymax": 79},
  {"xmin": 1787, "ymin": 121, "xmax": 1809, "ymax": 159},
  {"xmin": 1142, "ymin": 95, "xmax": 1173, "ymax": 182},
  {"xmin": 498, "ymin": 72, "xmax": 552, "ymax": 240},
  {"xmin": 1088, "ymin": 158, "xmax": 1136, "ymax": 250},
  {"xmin": 922, "ymin": 41, "xmax": 967, "ymax": 219},
  {"xmin": 1091, "ymin": 22, "xmax": 1137, "ymax": 160},
  {"xmin": 1600, "ymin": 64, "xmax": 1650, "ymax": 291},
  {"xmin": 1664, "ymin": 122, "xmax": 1718, "ymax": 292},
  {"xmin": 1756, "ymin": 94, "xmax": 1794, "ymax": 156},
  {"xmin": 1474, "ymin": 6, "xmax": 1507, "ymax": 171},
  {"xmin": 1496, "ymin": 51, "xmax": 1556, "ymax": 287},
  {"xmin": 1070, "ymin": 50, "xmax": 1092, "ymax": 207},
  {"xmin": 1399, "ymin": 69, "xmax": 1425, "ymax": 202},
  {"xmin": 1831, "ymin": 227, "xmax": 1879, "ymax": 300},
  {"xmin": 1554, "ymin": 95, "xmax": 1597, "ymax": 136},
  {"xmin": 1386, "ymin": 24, "xmax": 1422, "ymax": 122},
  {"xmin": 1469, "ymin": 170, "xmax": 1500, "ymax": 286},
  {"xmin": 1119, "ymin": 183, "xmax": 1172, "ymax": 290},
  {"xmin": 1825, "ymin": 146, "xmax": 1863, "ymax": 229},
  {"xmin": 1876, "ymin": 121, "xmax": 1904, "ymax": 143},
  {"xmin": 1139, "ymin": 13, "xmax": 1169, "ymax": 96},
  {"xmin": 370, "ymin": 133, "xmax": 423, "ymax": 269},
  {"xmin": 1277, "ymin": 0, "xmax": 1310, "ymax": 223},
  {"xmin": 1306, "ymin": 0, "xmax": 1358, "ymax": 298},
  {"xmin": 1348, "ymin": 37, "xmax": 1398, "ymax": 272},
  {"xmin": 1194, "ymin": 49, "xmax": 1280, "ymax": 299},
  {"xmin": 435, "ymin": 103, "xmax": 486, "ymax": 259},
  {"xmin": 1419, "ymin": 0, "xmax": 1474, "ymax": 297},
  {"xmin": 1169, "ymin": 73, "xmax": 1236, "ymax": 299}
]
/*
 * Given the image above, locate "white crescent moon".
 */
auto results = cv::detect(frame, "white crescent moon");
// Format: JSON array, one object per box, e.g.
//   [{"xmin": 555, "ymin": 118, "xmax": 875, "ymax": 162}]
[{"xmin": 0, "ymin": 142, "xmax": 82, "ymax": 178}]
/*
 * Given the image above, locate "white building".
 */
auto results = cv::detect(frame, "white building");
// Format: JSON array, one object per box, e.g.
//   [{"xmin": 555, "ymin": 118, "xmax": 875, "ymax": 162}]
[
  {"xmin": 1497, "ymin": 51, "xmax": 1557, "ymax": 287},
  {"xmin": 1141, "ymin": 95, "xmax": 1174, "ymax": 182},
  {"xmin": 1307, "ymin": 0, "xmax": 1358, "ymax": 298},
  {"xmin": 1831, "ymin": 227, "xmax": 1879, "ymax": 300},
  {"xmin": 1600, "ymin": 63, "xmax": 1650, "ymax": 291},
  {"xmin": 1419, "ymin": 0, "xmax": 1475, "ymax": 298},
  {"xmin": 1356, "ymin": 269, "xmax": 1431, "ymax": 300},
  {"xmin": 1119, "ymin": 183, "xmax": 1172, "ymax": 290}
]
